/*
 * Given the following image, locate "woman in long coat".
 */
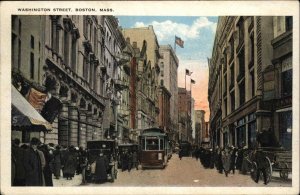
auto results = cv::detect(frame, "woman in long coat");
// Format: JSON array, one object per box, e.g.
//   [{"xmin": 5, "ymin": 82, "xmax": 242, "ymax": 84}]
[
  {"xmin": 62, "ymin": 146, "xmax": 78, "ymax": 180},
  {"xmin": 221, "ymin": 146, "xmax": 232, "ymax": 177},
  {"xmin": 52, "ymin": 146, "xmax": 62, "ymax": 179},
  {"xmin": 39, "ymin": 144, "xmax": 53, "ymax": 186}
]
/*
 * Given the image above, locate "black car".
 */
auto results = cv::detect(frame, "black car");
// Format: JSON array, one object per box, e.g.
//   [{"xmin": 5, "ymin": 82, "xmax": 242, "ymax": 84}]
[{"xmin": 82, "ymin": 140, "xmax": 118, "ymax": 183}]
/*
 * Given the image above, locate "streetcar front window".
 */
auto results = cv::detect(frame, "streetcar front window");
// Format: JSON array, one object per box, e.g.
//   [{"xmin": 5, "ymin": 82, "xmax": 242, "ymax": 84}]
[{"xmin": 146, "ymin": 138, "xmax": 159, "ymax": 150}]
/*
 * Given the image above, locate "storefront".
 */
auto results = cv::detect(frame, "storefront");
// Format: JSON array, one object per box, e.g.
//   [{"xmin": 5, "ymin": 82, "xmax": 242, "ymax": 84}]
[
  {"xmin": 277, "ymin": 108, "xmax": 292, "ymax": 150},
  {"xmin": 11, "ymin": 85, "xmax": 52, "ymax": 142}
]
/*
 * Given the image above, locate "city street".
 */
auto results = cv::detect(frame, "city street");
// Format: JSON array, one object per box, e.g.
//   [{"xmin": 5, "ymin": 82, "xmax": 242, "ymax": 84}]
[{"xmin": 53, "ymin": 155, "xmax": 292, "ymax": 187}]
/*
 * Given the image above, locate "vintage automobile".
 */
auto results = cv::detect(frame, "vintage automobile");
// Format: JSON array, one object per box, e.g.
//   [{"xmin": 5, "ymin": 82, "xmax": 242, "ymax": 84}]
[
  {"xmin": 82, "ymin": 140, "xmax": 118, "ymax": 183},
  {"xmin": 117, "ymin": 143, "xmax": 139, "ymax": 169}
]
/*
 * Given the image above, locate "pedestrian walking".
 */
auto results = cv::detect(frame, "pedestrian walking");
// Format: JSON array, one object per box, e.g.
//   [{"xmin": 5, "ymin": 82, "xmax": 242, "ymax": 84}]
[
  {"xmin": 94, "ymin": 151, "xmax": 109, "ymax": 183},
  {"xmin": 12, "ymin": 149, "xmax": 16, "ymax": 186},
  {"xmin": 230, "ymin": 146, "xmax": 237, "ymax": 174},
  {"xmin": 39, "ymin": 144, "xmax": 53, "ymax": 186},
  {"xmin": 236, "ymin": 146, "xmax": 244, "ymax": 171},
  {"xmin": 77, "ymin": 146, "xmax": 86, "ymax": 175},
  {"xmin": 60, "ymin": 145, "xmax": 68, "ymax": 178},
  {"xmin": 12, "ymin": 138, "xmax": 26, "ymax": 186},
  {"xmin": 127, "ymin": 151, "xmax": 133, "ymax": 172},
  {"xmin": 221, "ymin": 146, "xmax": 232, "ymax": 177},
  {"xmin": 217, "ymin": 147, "xmax": 223, "ymax": 174},
  {"xmin": 253, "ymin": 149, "xmax": 268, "ymax": 185},
  {"xmin": 52, "ymin": 145, "xmax": 62, "ymax": 179},
  {"xmin": 62, "ymin": 146, "xmax": 78, "ymax": 180},
  {"xmin": 23, "ymin": 137, "xmax": 44, "ymax": 186},
  {"xmin": 121, "ymin": 151, "xmax": 129, "ymax": 172},
  {"xmin": 178, "ymin": 148, "xmax": 183, "ymax": 160},
  {"xmin": 132, "ymin": 151, "xmax": 139, "ymax": 170}
]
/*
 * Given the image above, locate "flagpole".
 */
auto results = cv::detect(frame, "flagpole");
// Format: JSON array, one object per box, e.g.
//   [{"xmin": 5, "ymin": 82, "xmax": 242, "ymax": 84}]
[{"xmin": 185, "ymin": 70, "xmax": 186, "ymax": 90}]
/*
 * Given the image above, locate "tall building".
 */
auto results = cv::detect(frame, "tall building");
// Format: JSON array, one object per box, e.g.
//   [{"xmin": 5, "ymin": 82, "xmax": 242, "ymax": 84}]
[
  {"xmin": 101, "ymin": 16, "xmax": 127, "ymax": 142},
  {"xmin": 195, "ymin": 110, "xmax": 206, "ymax": 147},
  {"xmin": 122, "ymin": 26, "xmax": 161, "ymax": 133},
  {"xmin": 158, "ymin": 45, "xmax": 179, "ymax": 143},
  {"xmin": 158, "ymin": 85, "xmax": 171, "ymax": 132},
  {"xmin": 178, "ymin": 87, "xmax": 192, "ymax": 141},
  {"xmin": 120, "ymin": 38, "xmax": 148, "ymax": 142},
  {"xmin": 191, "ymin": 98, "xmax": 196, "ymax": 141},
  {"xmin": 208, "ymin": 16, "xmax": 293, "ymax": 150}
]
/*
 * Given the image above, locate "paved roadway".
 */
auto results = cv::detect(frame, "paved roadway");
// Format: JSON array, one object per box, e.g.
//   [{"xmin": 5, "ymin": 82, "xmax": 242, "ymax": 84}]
[{"xmin": 53, "ymin": 154, "xmax": 292, "ymax": 187}]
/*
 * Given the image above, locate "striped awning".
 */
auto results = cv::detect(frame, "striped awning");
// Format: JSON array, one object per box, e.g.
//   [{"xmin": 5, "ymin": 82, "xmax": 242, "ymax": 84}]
[{"xmin": 11, "ymin": 85, "xmax": 52, "ymax": 131}]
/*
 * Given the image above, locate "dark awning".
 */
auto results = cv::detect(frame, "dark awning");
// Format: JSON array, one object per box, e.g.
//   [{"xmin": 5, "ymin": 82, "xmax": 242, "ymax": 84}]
[{"xmin": 11, "ymin": 85, "xmax": 52, "ymax": 131}]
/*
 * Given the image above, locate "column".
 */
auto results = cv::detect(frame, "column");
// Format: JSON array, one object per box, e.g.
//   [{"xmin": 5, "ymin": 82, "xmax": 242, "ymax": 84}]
[
  {"xmin": 44, "ymin": 117, "xmax": 59, "ymax": 145},
  {"xmin": 86, "ymin": 112, "xmax": 93, "ymax": 141},
  {"xmin": 79, "ymin": 109, "xmax": 87, "ymax": 148},
  {"xmin": 68, "ymin": 103, "xmax": 79, "ymax": 146},
  {"xmin": 58, "ymin": 99, "xmax": 69, "ymax": 147},
  {"xmin": 92, "ymin": 114, "xmax": 100, "ymax": 140}
]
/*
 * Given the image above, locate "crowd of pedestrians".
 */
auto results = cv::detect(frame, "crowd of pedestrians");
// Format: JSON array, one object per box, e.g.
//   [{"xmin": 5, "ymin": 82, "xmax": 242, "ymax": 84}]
[
  {"xmin": 191, "ymin": 144, "xmax": 269, "ymax": 184},
  {"xmin": 11, "ymin": 137, "xmax": 87, "ymax": 186},
  {"xmin": 119, "ymin": 150, "xmax": 139, "ymax": 172},
  {"xmin": 12, "ymin": 138, "xmax": 142, "ymax": 186}
]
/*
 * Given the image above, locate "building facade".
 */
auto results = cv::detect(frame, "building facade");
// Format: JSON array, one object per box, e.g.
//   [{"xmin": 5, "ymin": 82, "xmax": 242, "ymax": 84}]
[
  {"xmin": 158, "ymin": 45, "xmax": 179, "ymax": 143},
  {"xmin": 158, "ymin": 85, "xmax": 171, "ymax": 132},
  {"xmin": 122, "ymin": 26, "xmax": 161, "ymax": 134},
  {"xmin": 101, "ymin": 16, "xmax": 127, "ymax": 143},
  {"xmin": 178, "ymin": 87, "xmax": 192, "ymax": 142},
  {"xmin": 194, "ymin": 110, "xmax": 206, "ymax": 147},
  {"xmin": 11, "ymin": 15, "xmax": 131, "ymax": 148},
  {"xmin": 208, "ymin": 16, "xmax": 293, "ymax": 150}
]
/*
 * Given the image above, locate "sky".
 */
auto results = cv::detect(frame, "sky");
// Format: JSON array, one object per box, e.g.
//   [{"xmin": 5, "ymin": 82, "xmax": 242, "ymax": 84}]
[{"xmin": 117, "ymin": 16, "xmax": 218, "ymax": 121}]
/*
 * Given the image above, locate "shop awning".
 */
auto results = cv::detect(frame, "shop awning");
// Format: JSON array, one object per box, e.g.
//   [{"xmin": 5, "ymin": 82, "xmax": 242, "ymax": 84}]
[{"xmin": 11, "ymin": 85, "xmax": 52, "ymax": 131}]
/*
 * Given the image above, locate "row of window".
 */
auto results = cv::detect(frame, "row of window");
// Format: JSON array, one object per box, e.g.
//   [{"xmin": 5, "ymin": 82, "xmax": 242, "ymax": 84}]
[{"xmin": 12, "ymin": 17, "xmax": 41, "ymax": 80}]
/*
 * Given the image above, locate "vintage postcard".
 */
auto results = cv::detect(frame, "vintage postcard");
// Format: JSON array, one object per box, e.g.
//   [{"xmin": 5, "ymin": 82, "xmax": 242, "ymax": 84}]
[{"xmin": 0, "ymin": 1, "xmax": 299, "ymax": 195}]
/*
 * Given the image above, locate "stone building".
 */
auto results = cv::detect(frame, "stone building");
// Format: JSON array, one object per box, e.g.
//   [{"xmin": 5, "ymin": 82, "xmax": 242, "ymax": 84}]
[
  {"xmin": 158, "ymin": 45, "xmax": 179, "ymax": 143},
  {"xmin": 118, "ymin": 38, "xmax": 148, "ymax": 142},
  {"xmin": 208, "ymin": 16, "xmax": 293, "ymax": 150},
  {"xmin": 12, "ymin": 15, "xmax": 47, "ymax": 142},
  {"xmin": 158, "ymin": 85, "xmax": 171, "ymax": 133},
  {"xmin": 11, "ymin": 15, "xmax": 128, "ymax": 148},
  {"xmin": 101, "ymin": 16, "xmax": 127, "ymax": 142},
  {"xmin": 122, "ymin": 26, "xmax": 161, "ymax": 133},
  {"xmin": 178, "ymin": 87, "xmax": 192, "ymax": 141},
  {"xmin": 191, "ymin": 98, "xmax": 195, "ymax": 143},
  {"xmin": 194, "ymin": 110, "xmax": 206, "ymax": 147}
]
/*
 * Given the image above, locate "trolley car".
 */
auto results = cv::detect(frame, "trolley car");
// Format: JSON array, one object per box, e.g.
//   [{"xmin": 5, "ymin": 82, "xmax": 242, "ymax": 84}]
[{"xmin": 139, "ymin": 128, "xmax": 169, "ymax": 169}]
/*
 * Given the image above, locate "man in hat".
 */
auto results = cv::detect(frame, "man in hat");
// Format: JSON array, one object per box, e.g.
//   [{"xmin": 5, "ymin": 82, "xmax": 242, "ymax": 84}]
[
  {"xmin": 23, "ymin": 137, "xmax": 44, "ymax": 186},
  {"xmin": 94, "ymin": 150, "xmax": 109, "ymax": 183}
]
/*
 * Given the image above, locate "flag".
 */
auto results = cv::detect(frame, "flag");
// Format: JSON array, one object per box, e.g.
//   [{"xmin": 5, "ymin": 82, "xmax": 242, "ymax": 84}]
[
  {"xmin": 191, "ymin": 79, "xmax": 196, "ymax": 84},
  {"xmin": 41, "ymin": 96, "xmax": 62, "ymax": 123},
  {"xmin": 26, "ymin": 87, "xmax": 47, "ymax": 112},
  {"xmin": 175, "ymin": 36, "xmax": 184, "ymax": 48},
  {"xmin": 185, "ymin": 69, "xmax": 192, "ymax": 76}
]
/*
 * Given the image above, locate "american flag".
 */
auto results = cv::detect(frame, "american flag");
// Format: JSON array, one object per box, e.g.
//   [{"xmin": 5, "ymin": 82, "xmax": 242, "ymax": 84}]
[
  {"xmin": 175, "ymin": 36, "xmax": 184, "ymax": 48},
  {"xmin": 186, "ymin": 69, "xmax": 192, "ymax": 76}
]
